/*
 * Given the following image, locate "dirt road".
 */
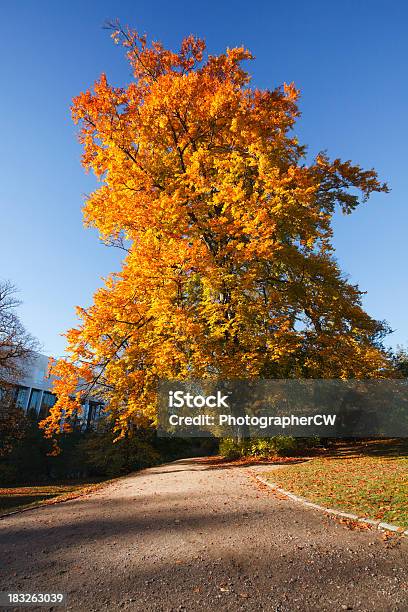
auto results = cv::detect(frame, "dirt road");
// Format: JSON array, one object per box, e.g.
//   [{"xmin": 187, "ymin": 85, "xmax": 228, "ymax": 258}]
[{"xmin": 1, "ymin": 458, "xmax": 407, "ymax": 611}]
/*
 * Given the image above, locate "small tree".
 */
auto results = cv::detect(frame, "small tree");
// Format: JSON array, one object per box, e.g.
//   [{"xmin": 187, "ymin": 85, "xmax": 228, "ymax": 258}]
[
  {"xmin": 0, "ymin": 280, "xmax": 39, "ymax": 383},
  {"xmin": 0, "ymin": 280, "xmax": 39, "ymax": 456},
  {"xmin": 391, "ymin": 347, "xmax": 408, "ymax": 377}
]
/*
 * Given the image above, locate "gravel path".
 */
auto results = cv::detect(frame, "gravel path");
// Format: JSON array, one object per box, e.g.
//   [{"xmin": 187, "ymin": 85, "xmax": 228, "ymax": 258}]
[{"xmin": 1, "ymin": 458, "xmax": 407, "ymax": 611}]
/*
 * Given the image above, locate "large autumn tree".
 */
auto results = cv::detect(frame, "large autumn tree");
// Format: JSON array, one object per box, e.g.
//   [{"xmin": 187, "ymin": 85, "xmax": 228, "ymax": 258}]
[{"xmin": 42, "ymin": 25, "xmax": 390, "ymax": 440}]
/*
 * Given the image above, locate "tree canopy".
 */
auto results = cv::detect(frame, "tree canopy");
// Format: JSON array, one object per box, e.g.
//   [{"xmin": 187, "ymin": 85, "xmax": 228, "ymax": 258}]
[{"xmin": 42, "ymin": 26, "xmax": 390, "ymax": 440}]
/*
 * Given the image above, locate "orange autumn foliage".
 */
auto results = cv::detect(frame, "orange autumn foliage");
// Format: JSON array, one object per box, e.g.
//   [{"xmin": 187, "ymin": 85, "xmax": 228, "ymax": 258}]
[{"xmin": 41, "ymin": 25, "xmax": 390, "ymax": 440}]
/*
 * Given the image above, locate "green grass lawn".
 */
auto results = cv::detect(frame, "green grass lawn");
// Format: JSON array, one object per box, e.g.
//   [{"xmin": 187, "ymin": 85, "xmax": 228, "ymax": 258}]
[
  {"xmin": 0, "ymin": 479, "xmax": 109, "ymax": 515},
  {"xmin": 265, "ymin": 440, "xmax": 408, "ymax": 529}
]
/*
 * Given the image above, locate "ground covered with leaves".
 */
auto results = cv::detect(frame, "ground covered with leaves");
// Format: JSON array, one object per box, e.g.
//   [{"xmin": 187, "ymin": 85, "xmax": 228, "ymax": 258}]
[
  {"xmin": 0, "ymin": 479, "xmax": 109, "ymax": 515},
  {"xmin": 265, "ymin": 440, "xmax": 408, "ymax": 528},
  {"xmin": 2, "ymin": 457, "xmax": 408, "ymax": 611}
]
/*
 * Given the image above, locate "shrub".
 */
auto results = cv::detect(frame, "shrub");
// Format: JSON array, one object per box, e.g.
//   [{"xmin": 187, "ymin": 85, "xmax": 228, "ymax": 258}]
[
  {"xmin": 220, "ymin": 436, "xmax": 301, "ymax": 459},
  {"xmin": 153, "ymin": 435, "xmax": 218, "ymax": 461},
  {"xmin": 0, "ymin": 414, "xmax": 162, "ymax": 484},
  {"xmin": 0, "ymin": 412, "xmax": 54, "ymax": 484},
  {"xmin": 219, "ymin": 438, "xmax": 242, "ymax": 460},
  {"xmin": 77, "ymin": 427, "xmax": 161, "ymax": 477}
]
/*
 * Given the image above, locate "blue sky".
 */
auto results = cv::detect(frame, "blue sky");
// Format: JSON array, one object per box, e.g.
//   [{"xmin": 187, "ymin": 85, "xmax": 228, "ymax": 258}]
[{"xmin": 0, "ymin": 0, "xmax": 407, "ymax": 356}]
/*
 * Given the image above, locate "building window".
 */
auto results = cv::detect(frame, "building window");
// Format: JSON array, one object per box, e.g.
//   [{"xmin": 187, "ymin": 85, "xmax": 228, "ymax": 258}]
[
  {"xmin": 27, "ymin": 389, "xmax": 42, "ymax": 415},
  {"xmin": 38, "ymin": 391, "xmax": 56, "ymax": 420},
  {"xmin": 86, "ymin": 400, "xmax": 104, "ymax": 430},
  {"xmin": 15, "ymin": 386, "xmax": 29, "ymax": 409}
]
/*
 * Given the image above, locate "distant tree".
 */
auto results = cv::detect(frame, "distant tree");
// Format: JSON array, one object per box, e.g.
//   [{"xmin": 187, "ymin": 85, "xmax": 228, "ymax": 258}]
[
  {"xmin": 0, "ymin": 280, "xmax": 39, "ymax": 456},
  {"xmin": 391, "ymin": 347, "xmax": 408, "ymax": 377},
  {"xmin": 0, "ymin": 280, "xmax": 39, "ymax": 384},
  {"xmin": 43, "ymin": 26, "xmax": 391, "ymax": 442}
]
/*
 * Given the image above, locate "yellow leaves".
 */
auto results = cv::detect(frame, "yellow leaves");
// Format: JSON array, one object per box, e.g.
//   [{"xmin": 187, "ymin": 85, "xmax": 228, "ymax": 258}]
[
  {"xmin": 40, "ymin": 26, "xmax": 391, "ymax": 441},
  {"xmin": 110, "ymin": 30, "xmax": 120, "ymax": 45},
  {"xmin": 283, "ymin": 81, "xmax": 300, "ymax": 102}
]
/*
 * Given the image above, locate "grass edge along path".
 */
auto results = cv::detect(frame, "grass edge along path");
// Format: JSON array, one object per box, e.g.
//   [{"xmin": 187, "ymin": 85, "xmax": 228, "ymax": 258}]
[
  {"xmin": 256, "ymin": 475, "xmax": 408, "ymax": 536},
  {"xmin": 0, "ymin": 478, "xmax": 116, "ymax": 518},
  {"xmin": 263, "ymin": 443, "xmax": 408, "ymax": 530}
]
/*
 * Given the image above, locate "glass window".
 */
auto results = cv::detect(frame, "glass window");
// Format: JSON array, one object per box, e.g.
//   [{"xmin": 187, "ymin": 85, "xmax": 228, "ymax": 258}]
[
  {"xmin": 27, "ymin": 389, "xmax": 42, "ymax": 415},
  {"xmin": 38, "ymin": 391, "xmax": 56, "ymax": 420},
  {"xmin": 86, "ymin": 400, "xmax": 104, "ymax": 430},
  {"xmin": 15, "ymin": 386, "xmax": 29, "ymax": 409}
]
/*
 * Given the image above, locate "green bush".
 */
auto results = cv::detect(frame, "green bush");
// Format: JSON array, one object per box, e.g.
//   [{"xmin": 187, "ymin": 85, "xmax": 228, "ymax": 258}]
[
  {"xmin": 219, "ymin": 436, "xmax": 300, "ymax": 459},
  {"xmin": 219, "ymin": 438, "xmax": 247, "ymax": 459},
  {"xmin": 78, "ymin": 428, "xmax": 161, "ymax": 477},
  {"xmin": 153, "ymin": 435, "xmax": 218, "ymax": 462},
  {"xmin": 0, "ymin": 412, "xmax": 54, "ymax": 484},
  {"xmin": 0, "ymin": 414, "xmax": 162, "ymax": 484},
  {"xmin": 0, "ymin": 411, "xmax": 221, "ymax": 484},
  {"xmin": 0, "ymin": 462, "xmax": 19, "ymax": 484}
]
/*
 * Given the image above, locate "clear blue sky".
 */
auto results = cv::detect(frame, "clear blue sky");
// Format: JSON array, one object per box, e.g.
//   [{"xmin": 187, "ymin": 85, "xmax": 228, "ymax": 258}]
[{"xmin": 1, "ymin": 0, "xmax": 407, "ymax": 356}]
